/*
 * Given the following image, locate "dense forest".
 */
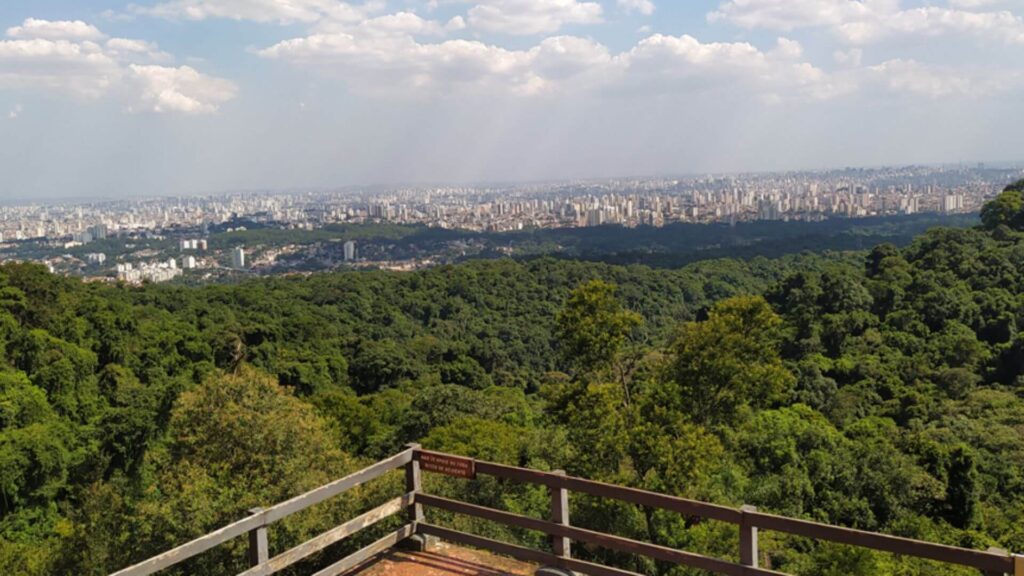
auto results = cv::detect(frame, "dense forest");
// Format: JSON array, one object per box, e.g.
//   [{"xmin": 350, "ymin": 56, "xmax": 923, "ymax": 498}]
[{"xmin": 2, "ymin": 184, "xmax": 1024, "ymax": 575}]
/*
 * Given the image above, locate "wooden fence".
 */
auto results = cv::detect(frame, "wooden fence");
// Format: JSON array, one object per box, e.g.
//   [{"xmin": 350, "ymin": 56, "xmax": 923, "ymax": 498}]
[{"xmin": 110, "ymin": 445, "xmax": 1024, "ymax": 576}]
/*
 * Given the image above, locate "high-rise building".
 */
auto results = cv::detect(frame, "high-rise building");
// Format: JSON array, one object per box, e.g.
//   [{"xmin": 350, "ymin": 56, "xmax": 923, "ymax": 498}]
[
  {"xmin": 232, "ymin": 247, "xmax": 246, "ymax": 269},
  {"xmin": 943, "ymin": 194, "xmax": 964, "ymax": 214},
  {"xmin": 344, "ymin": 240, "xmax": 356, "ymax": 261},
  {"xmin": 88, "ymin": 224, "xmax": 108, "ymax": 240}
]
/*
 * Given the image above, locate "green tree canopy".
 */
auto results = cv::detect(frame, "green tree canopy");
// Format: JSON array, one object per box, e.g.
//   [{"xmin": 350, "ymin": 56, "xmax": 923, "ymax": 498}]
[
  {"xmin": 980, "ymin": 179, "xmax": 1024, "ymax": 230},
  {"xmin": 660, "ymin": 296, "xmax": 795, "ymax": 426},
  {"xmin": 555, "ymin": 280, "xmax": 643, "ymax": 397}
]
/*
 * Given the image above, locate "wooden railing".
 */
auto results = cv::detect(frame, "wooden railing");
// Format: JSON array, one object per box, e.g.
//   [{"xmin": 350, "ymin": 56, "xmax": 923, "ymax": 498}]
[
  {"xmin": 111, "ymin": 446, "xmax": 1024, "ymax": 576},
  {"xmin": 109, "ymin": 448, "xmax": 417, "ymax": 576}
]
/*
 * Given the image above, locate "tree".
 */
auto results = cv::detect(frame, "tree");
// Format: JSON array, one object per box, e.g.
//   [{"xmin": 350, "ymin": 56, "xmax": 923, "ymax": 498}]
[
  {"xmin": 660, "ymin": 296, "xmax": 794, "ymax": 426},
  {"xmin": 108, "ymin": 366, "xmax": 358, "ymax": 575},
  {"xmin": 980, "ymin": 184, "xmax": 1024, "ymax": 230},
  {"xmin": 944, "ymin": 445, "xmax": 978, "ymax": 529},
  {"xmin": 555, "ymin": 280, "xmax": 643, "ymax": 401}
]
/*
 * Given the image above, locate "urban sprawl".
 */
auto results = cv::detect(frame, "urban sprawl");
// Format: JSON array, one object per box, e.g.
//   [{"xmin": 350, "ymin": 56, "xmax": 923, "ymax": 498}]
[{"xmin": 1, "ymin": 165, "xmax": 1020, "ymax": 283}]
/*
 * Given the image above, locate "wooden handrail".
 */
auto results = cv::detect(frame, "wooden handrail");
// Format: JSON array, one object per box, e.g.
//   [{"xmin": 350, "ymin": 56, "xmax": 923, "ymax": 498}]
[
  {"xmin": 237, "ymin": 492, "xmax": 415, "ymax": 576},
  {"xmin": 417, "ymin": 494, "xmax": 786, "ymax": 576},
  {"xmin": 109, "ymin": 447, "xmax": 1022, "ymax": 576},
  {"xmin": 414, "ymin": 448, "xmax": 1020, "ymax": 575},
  {"xmin": 109, "ymin": 448, "xmax": 414, "ymax": 576}
]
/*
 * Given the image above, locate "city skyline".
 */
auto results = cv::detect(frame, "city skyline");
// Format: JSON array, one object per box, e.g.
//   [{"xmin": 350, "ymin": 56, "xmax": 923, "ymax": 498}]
[
  {"xmin": 3, "ymin": 1, "xmax": 1024, "ymax": 199},
  {"xmin": 0, "ymin": 160, "xmax": 1021, "ymax": 206}
]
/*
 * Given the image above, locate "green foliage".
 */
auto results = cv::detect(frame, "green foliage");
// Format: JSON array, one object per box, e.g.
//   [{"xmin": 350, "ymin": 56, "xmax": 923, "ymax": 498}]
[
  {"xmin": 555, "ymin": 280, "xmax": 643, "ymax": 396},
  {"xmin": 2, "ymin": 212, "xmax": 1024, "ymax": 575},
  {"xmin": 980, "ymin": 179, "xmax": 1024, "ymax": 230},
  {"xmin": 661, "ymin": 296, "xmax": 794, "ymax": 426}
]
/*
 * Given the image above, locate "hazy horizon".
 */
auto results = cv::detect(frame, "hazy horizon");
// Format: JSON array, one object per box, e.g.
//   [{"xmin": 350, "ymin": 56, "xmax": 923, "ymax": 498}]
[{"xmin": 2, "ymin": 1, "xmax": 1024, "ymax": 199}]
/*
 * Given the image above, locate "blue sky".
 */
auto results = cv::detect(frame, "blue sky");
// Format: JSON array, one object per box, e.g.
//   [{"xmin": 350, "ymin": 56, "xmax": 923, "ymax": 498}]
[{"xmin": 1, "ymin": 0, "xmax": 1023, "ymax": 199}]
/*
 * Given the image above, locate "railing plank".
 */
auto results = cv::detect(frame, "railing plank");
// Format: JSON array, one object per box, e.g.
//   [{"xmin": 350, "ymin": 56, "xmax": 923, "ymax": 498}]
[
  {"xmin": 749, "ymin": 511, "xmax": 1013, "ymax": 574},
  {"xmin": 110, "ymin": 514, "xmax": 264, "ymax": 576},
  {"xmin": 417, "ymin": 494, "xmax": 785, "ymax": 576},
  {"xmin": 419, "ymin": 449, "xmax": 742, "ymax": 524},
  {"xmin": 309, "ymin": 524, "xmax": 415, "ymax": 576},
  {"xmin": 263, "ymin": 449, "xmax": 413, "ymax": 525},
  {"xmin": 237, "ymin": 493, "xmax": 413, "ymax": 576}
]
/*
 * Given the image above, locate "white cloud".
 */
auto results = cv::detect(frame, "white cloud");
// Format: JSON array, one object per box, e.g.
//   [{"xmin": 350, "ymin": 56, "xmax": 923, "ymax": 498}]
[
  {"xmin": 948, "ymin": 0, "xmax": 999, "ymax": 7},
  {"xmin": 618, "ymin": 0, "xmax": 655, "ymax": 16},
  {"xmin": 621, "ymin": 34, "xmax": 839, "ymax": 101},
  {"xmin": 708, "ymin": 0, "xmax": 1024, "ymax": 45},
  {"xmin": 840, "ymin": 6, "xmax": 1024, "ymax": 45},
  {"xmin": 0, "ymin": 38, "xmax": 121, "ymax": 97},
  {"xmin": 446, "ymin": 15, "xmax": 467, "ymax": 31},
  {"xmin": 106, "ymin": 38, "xmax": 174, "ymax": 63},
  {"xmin": 128, "ymin": 64, "xmax": 238, "ymax": 113},
  {"xmin": 260, "ymin": 33, "xmax": 539, "ymax": 94},
  {"xmin": 132, "ymin": 0, "xmax": 382, "ymax": 25},
  {"xmin": 833, "ymin": 47, "xmax": 863, "ymax": 67},
  {"xmin": 8, "ymin": 104, "xmax": 22, "ymax": 119},
  {"xmin": 467, "ymin": 0, "xmax": 603, "ymax": 35},
  {"xmin": 708, "ymin": 0, "xmax": 885, "ymax": 31},
  {"xmin": 259, "ymin": 26, "xmax": 844, "ymax": 101},
  {"xmin": 6, "ymin": 18, "xmax": 105, "ymax": 41},
  {"xmin": 0, "ymin": 18, "xmax": 236, "ymax": 113},
  {"xmin": 858, "ymin": 58, "xmax": 1021, "ymax": 97},
  {"xmin": 314, "ymin": 11, "xmax": 447, "ymax": 36}
]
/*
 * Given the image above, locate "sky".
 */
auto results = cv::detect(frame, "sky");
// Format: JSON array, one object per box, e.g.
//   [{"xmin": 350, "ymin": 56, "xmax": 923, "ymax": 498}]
[{"xmin": 0, "ymin": 0, "xmax": 1023, "ymax": 199}]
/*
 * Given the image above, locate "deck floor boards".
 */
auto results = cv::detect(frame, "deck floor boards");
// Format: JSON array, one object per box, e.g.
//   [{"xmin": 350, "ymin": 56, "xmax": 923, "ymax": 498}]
[{"xmin": 345, "ymin": 543, "xmax": 536, "ymax": 576}]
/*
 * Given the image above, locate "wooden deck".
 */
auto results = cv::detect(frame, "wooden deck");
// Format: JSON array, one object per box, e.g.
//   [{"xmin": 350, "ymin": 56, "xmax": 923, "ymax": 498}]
[{"xmin": 346, "ymin": 544, "xmax": 535, "ymax": 576}]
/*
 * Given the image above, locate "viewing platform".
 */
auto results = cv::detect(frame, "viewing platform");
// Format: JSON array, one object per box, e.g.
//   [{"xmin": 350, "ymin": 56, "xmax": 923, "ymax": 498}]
[{"xmin": 110, "ymin": 445, "xmax": 1024, "ymax": 576}]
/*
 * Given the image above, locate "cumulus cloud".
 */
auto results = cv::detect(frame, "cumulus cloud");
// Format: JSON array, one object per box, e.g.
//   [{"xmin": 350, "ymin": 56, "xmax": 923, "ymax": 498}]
[
  {"xmin": 858, "ymin": 58, "xmax": 1021, "ymax": 97},
  {"xmin": 840, "ymin": 6, "xmax": 1024, "ymax": 45},
  {"xmin": 132, "ymin": 0, "xmax": 387, "ymax": 25},
  {"xmin": 0, "ymin": 18, "xmax": 236, "ymax": 113},
  {"xmin": 618, "ymin": 0, "xmax": 655, "ymax": 16},
  {"xmin": 621, "ymin": 34, "xmax": 840, "ymax": 101},
  {"xmin": 259, "ymin": 24, "xmax": 844, "ymax": 101},
  {"xmin": 467, "ymin": 0, "xmax": 604, "ymax": 35},
  {"xmin": 708, "ymin": 0, "xmax": 1024, "ymax": 45},
  {"xmin": 106, "ymin": 38, "xmax": 174, "ymax": 63},
  {"xmin": 708, "ymin": 0, "xmax": 883, "ymax": 31},
  {"xmin": 833, "ymin": 47, "xmax": 863, "ymax": 67},
  {"xmin": 128, "ymin": 64, "xmax": 238, "ymax": 113},
  {"xmin": 6, "ymin": 18, "xmax": 105, "ymax": 41}
]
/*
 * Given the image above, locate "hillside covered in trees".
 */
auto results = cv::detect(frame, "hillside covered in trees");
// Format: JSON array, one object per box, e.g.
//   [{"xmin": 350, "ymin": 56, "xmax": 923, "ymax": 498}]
[{"xmin": 2, "ymin": 183, "xmax": 1024, "ymax": 575}]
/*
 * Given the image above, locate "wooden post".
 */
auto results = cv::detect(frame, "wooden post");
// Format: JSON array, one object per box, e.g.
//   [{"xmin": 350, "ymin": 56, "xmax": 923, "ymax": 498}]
[
  {"xmin": 551, "ymin": 470, "xmax": 571, "ymax": 560},
  {"xmin": 247, "ymin": 508, "xmax": 269, "ymax": 568},
  {"xmin": 399, "ymin": 443, "xmax": 431, "ymax": 552},
  {"xmin": 535, "ymin": 471, "xmax": 574, "ymax": 576},
  {"xmin": 740, "ymin": 505, "xmax": 758, "ymax": 569},
  {"xmin": 405, "ymin": 443, "xmax": 424, "ymax": 525}
]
